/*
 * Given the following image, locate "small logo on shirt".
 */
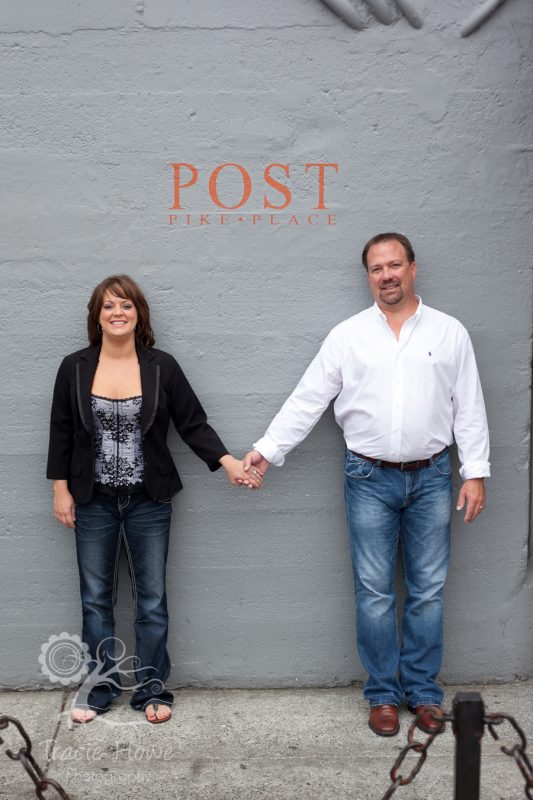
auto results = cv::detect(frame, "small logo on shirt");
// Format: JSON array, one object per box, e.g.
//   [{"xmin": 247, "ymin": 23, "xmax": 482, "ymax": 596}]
[{"xmin": 428, "ymin": 351, "xmax": 432, "ymax": 357}]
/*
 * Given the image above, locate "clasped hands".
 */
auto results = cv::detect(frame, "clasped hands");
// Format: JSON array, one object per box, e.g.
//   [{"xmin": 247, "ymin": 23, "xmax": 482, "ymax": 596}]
[{"xmin": 220, "ymin": 450, "xmax": 269, "ymax": 490}]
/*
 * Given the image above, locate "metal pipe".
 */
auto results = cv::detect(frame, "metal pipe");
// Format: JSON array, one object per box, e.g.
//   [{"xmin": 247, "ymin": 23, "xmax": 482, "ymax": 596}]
[
  {"xmin": 453, "ymin": 692, "xmax": 485, "ymax": 800},
  {"xmin": 460, "ymin": 0, "xmax": 508, "ymax": 37},
  {"xmin": 364, "ymin": 0, "xmax": 395, "ymax": 24},
  {"xmin": 395, "ymin": 0, "xmax": 423, "ymax": 28},
  {"xmin": 320, "ymin": 0, "xmax": 365, "ymax": 29}
]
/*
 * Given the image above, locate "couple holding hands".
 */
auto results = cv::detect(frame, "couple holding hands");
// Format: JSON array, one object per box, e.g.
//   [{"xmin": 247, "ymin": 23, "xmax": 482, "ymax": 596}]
[{"xmin": 48, "ymin": 232, "xmax": 490, "ymax": 736}]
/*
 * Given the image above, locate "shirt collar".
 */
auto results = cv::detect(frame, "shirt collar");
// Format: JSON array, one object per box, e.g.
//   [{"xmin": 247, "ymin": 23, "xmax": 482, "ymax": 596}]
[{"xmin": 373, "ymin": 295, "xmax": 423, "ymax": 323}]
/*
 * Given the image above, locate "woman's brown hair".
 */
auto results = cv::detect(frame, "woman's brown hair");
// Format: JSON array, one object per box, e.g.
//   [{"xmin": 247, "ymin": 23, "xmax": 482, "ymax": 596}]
[{"xmin": 87, "ymin": 275, "xmax": 155, "ymax": 348}]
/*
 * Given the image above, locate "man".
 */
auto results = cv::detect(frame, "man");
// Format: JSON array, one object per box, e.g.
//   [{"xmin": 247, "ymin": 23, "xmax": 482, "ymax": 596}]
[{"xmin": 244, "ymin": 233, "xmax": 489, "ymax": 736}]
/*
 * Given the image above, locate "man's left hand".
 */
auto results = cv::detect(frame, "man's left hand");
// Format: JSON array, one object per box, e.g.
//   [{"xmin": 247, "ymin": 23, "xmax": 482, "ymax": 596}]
[{"xmin": 456, "ymin": 478, "xmax": 486, "ymax": 523}]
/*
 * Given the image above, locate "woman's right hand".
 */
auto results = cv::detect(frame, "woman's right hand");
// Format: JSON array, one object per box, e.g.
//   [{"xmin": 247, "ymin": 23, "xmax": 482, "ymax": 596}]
[{"xmin": 53, "ymin": 481, "xmax": 76, "ymax": 528}]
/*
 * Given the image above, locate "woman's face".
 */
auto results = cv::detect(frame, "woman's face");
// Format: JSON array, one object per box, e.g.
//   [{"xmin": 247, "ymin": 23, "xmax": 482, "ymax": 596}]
[{"xmin": 99, "ymin": 291, "xmax": 138, "ymax": 342}]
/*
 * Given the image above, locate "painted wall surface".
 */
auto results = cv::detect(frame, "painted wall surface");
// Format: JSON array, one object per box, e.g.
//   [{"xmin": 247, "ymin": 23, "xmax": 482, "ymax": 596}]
[{"xmin": 0, "ymin": 0, "xmax": 531, "ymax": 688}]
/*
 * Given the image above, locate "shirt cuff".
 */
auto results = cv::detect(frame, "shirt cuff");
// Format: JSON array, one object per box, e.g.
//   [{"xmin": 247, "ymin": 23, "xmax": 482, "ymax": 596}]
[
  {"xmin": 459, "ymin": 461, "xmax": 491, "ymax": 480},
  {"xmin": 253, "ymin": 436, "xmax": 285, "ymax": 467}
]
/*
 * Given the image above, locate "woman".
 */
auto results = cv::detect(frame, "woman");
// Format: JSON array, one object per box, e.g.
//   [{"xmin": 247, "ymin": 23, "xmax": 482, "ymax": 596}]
[{"xmin": 47, "ymin": 275, "xmax": 262, "ymax": 724}]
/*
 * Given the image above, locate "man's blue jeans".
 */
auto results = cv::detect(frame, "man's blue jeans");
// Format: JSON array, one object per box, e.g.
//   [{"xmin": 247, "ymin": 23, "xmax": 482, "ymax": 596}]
[
  {"xmin": 74, "ymin": 490, "xmax": 174, "ymax": 713},
  {"xmin": 344, "ymin": 449, "xmax": 452, "ymax": 708}
]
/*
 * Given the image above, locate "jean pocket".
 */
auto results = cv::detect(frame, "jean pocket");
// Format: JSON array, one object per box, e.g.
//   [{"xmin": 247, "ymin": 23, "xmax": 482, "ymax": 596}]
[
  {"xmin": 433, "ymin": 454, "xmax": 452, "ymax": 476},
  {"xmin": 74, "ymin": 511, "xmax": 117, "ymax": 542},
  {"xmin": 345, "ymin": 455, "xmax": 375, "ymax": 481}
]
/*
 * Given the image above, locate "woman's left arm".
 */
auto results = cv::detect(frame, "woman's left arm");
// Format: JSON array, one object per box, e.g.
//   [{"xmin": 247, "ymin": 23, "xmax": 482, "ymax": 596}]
[{"xmin": 167, "ymin": 356, "xmax": 262, "ymax": 488}]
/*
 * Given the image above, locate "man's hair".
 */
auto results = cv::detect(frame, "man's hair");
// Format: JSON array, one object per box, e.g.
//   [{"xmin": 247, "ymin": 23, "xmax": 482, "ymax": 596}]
[
  {"xmin": 361, "ymin": 232, "xmax": 415, "ymax": 270},
  {"xmin": 87, "ymin": 274, "xmax": 155, "ymax": 348}
]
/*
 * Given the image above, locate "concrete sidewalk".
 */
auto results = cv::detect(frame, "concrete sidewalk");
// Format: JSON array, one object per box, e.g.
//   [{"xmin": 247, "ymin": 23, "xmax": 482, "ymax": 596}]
[{"xmin": 1, "ymin": 682, "xmax": 532, "ymax": 799}]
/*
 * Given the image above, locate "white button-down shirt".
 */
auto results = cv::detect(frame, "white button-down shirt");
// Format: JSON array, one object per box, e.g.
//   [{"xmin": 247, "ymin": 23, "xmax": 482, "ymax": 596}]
[{"xmin": 254, "ymin": 299, "xmax": 490, "ymax": 480}]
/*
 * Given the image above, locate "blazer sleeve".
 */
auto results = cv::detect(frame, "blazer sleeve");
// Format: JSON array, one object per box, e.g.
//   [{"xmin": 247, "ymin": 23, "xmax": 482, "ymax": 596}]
[
  {"xmin": 168, "ymin": 356, "xmax": 228, "ymax": 471},
  {"xmin": 46, "ymin": 357, "xmax": 74, "ymax": 480}
]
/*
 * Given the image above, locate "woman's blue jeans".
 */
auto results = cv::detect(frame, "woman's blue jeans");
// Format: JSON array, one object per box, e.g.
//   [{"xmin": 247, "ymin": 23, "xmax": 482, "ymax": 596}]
[
  {"xmin": 345, "ymin": 449, "xmax": 452, "ymax": 708},
  {"xmin": 74, "ymin": 490, "xmax": 174, "ymax": 713}
]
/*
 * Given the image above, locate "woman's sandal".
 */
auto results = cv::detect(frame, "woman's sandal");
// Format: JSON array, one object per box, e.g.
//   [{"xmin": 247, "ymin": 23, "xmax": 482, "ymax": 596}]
[{"xmin": 145, "ymin": 702, "xmax": 172, "ymax": 724}]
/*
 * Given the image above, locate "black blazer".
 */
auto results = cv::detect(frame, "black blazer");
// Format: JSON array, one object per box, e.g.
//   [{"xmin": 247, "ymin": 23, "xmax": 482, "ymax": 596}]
[{"xmin": 46, "ymin": 344, "xmax": 228, "ymax": 504}]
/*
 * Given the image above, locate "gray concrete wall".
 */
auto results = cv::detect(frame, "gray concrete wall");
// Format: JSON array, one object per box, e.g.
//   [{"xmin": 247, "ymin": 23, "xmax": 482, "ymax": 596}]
[{"xmin": 0, "ymin": 0, "xmax": 531, "ymax": 688}]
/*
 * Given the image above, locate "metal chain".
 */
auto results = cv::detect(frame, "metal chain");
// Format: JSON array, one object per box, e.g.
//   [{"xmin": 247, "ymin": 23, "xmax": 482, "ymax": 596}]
[
  {"xmin": 485, "ymin": 713, "xmax": 533, "ymax": 799},
  {"xmin": 380, "ymin": 710, "xmax": 449, "ymax": 800},
  {"xmin": 0, "ymin": 715, "xmax": 71, "ymax": 799},
  {"xmin": 381, "ymin": 707, "xmax": 533, "ymax": 800}
]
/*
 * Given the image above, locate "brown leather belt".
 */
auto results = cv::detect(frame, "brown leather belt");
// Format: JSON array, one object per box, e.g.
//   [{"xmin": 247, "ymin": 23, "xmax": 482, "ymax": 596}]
[{"xmin": 350, "ymin": 447, "xmax": 448, "ymax": 472}]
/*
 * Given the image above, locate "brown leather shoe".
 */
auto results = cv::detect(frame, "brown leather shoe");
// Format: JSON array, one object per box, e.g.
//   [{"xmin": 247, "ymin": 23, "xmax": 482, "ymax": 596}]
[
  {"xmin": 368, "ymin": 704, "xmax": 400, "ymax": 737},
  {"xmin": 408, "ymin": 704, "xmax": 445, "ymax": 734}
]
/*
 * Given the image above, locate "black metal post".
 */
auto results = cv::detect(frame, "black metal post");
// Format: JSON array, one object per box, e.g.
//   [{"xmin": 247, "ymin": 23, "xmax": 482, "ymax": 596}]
[{"xmin": 453, "ymin": 691, "xmax": 485, "ymax": 800}]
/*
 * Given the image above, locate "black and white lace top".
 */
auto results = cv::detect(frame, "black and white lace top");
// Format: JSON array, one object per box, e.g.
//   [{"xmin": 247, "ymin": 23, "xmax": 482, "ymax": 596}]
[{"xmin": 91, "ymin": 395, "xmax": 144, "ymax": 495}]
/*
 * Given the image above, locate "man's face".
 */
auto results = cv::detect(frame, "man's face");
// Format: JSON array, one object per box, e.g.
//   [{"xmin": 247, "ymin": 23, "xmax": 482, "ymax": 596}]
[{"xmin": 366, "ymin": 239, "xmax": 417, "ymax": 308}]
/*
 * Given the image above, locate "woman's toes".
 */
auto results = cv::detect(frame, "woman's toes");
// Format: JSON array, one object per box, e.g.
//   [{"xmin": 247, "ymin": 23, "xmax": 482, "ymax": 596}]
[
  {"xmin": 71, "ymin": 707, "xmax": 97, "ymax": 724},
  {"xmin": 145, "ymin": 703, "xmax": 172, "ymax": 723}
]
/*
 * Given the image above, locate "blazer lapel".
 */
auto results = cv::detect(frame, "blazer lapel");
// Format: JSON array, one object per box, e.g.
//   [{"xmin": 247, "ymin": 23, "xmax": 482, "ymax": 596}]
[
  {"xmin": 138, "ymin": 347, "xmax": 160, "ymax": 436},
  {"xmin": 76, "ymin": 346, "xmax": 100, "ymax": 436}
]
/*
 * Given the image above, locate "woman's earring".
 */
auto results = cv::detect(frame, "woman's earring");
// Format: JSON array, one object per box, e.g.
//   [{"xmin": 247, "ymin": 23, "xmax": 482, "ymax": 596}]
[
  {"xmin": 98, "ymin": 323, "xmax": 103, "ymax": 334},
  {"xmin": 135, "ymin": 324, "xmax": 139, "ymax": 332}
]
